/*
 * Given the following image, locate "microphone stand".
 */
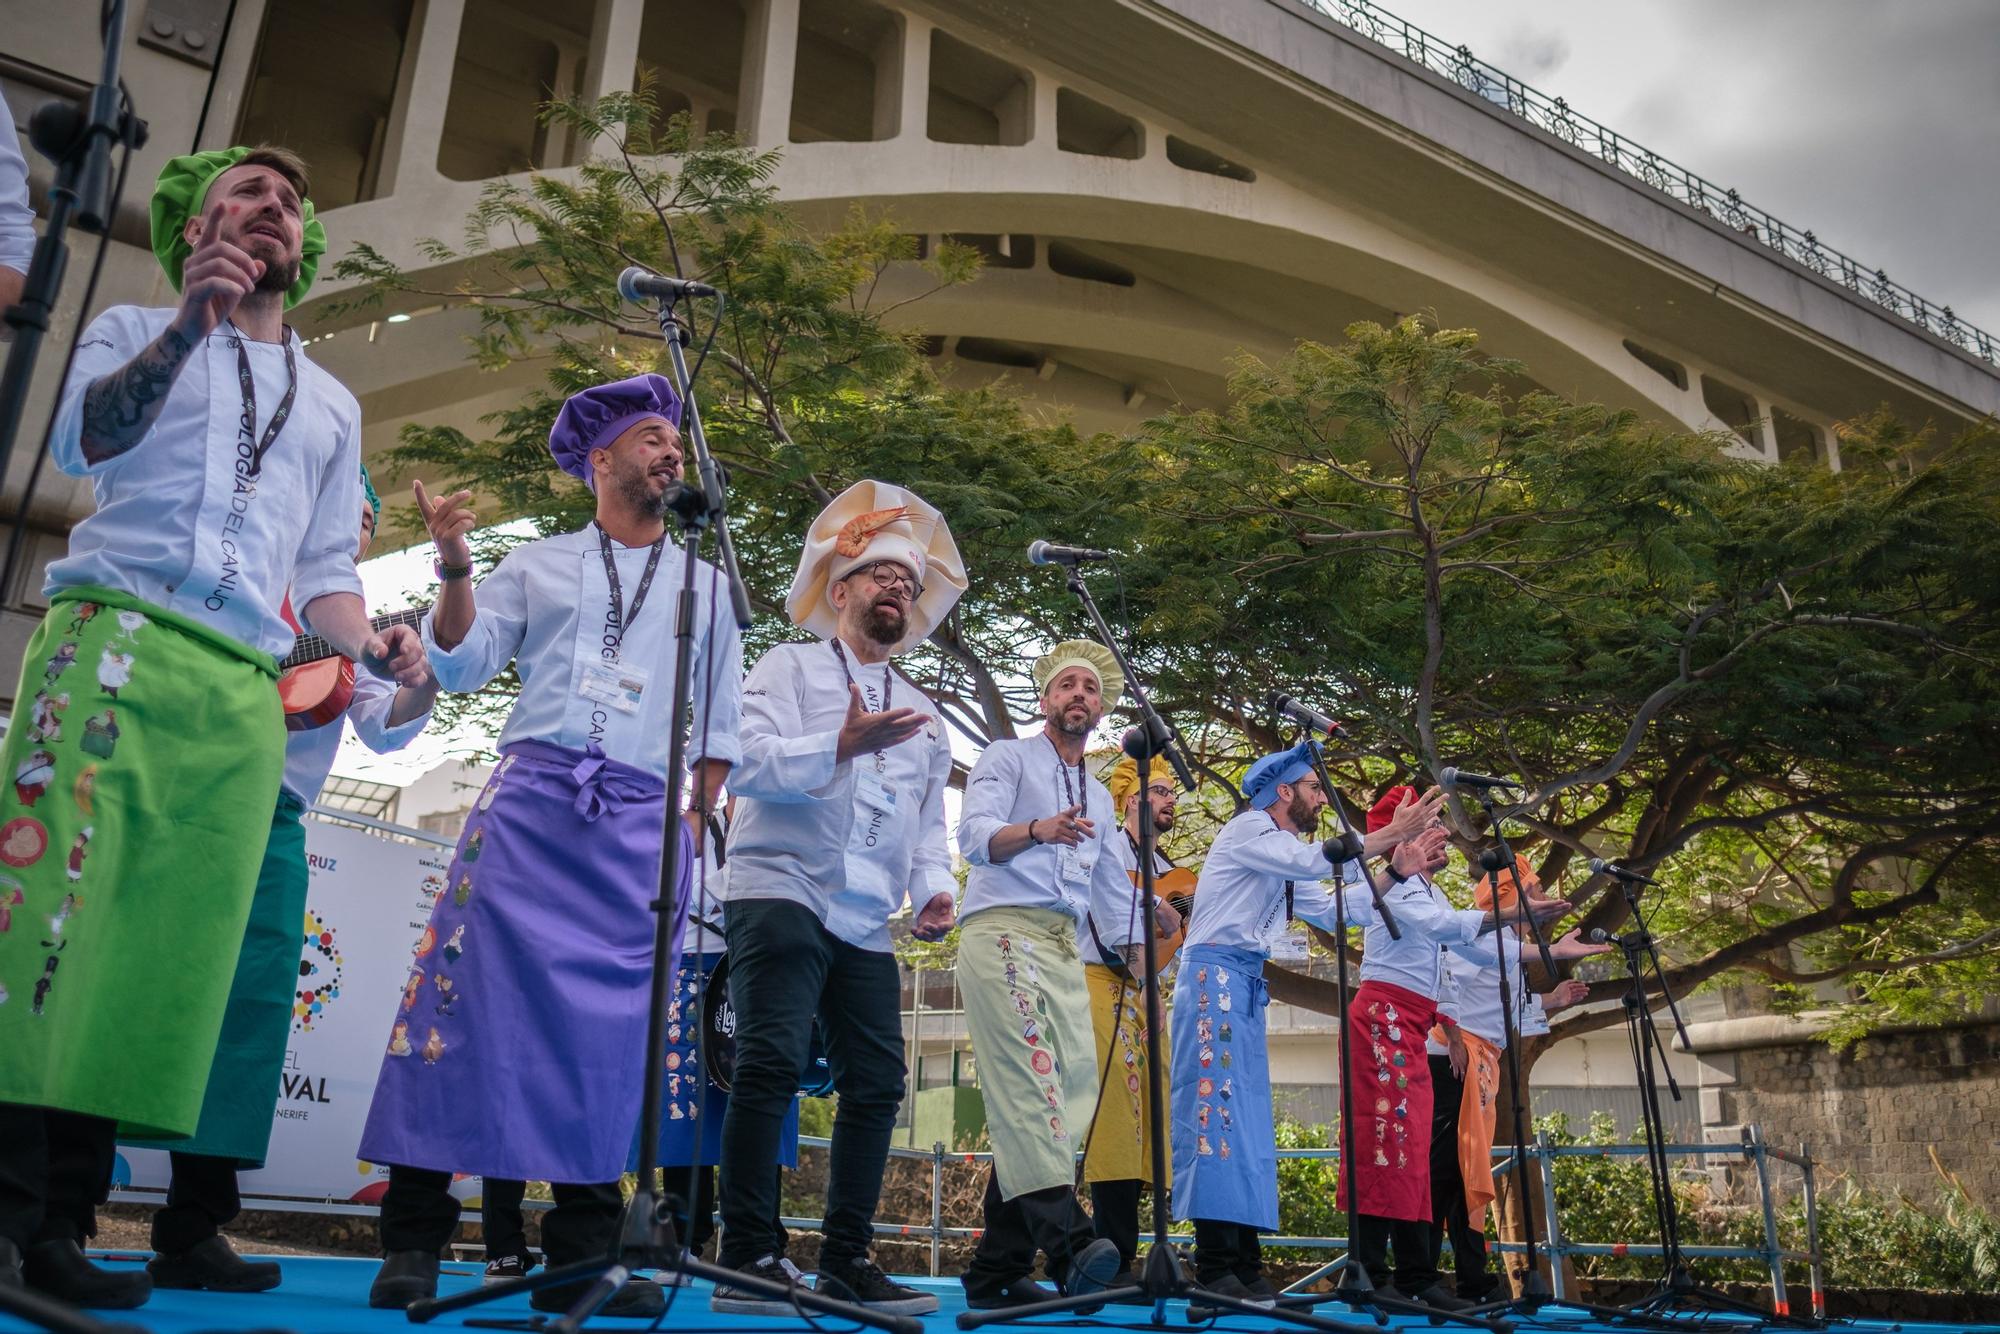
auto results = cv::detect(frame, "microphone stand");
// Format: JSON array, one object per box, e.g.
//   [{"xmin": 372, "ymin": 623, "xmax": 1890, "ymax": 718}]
[
  {"xmin": 1453, "ymin": 804, "xmax": 1678, "ymax": 1330},
  {"xmin": 0, "ymin": 0, "xmax": 146, "ymax": 486},
  {"xmin": 959, "ymin": 567, "xmax": 1378, "ymax": 1334},
  {"xmin": 1278, "ymin": 746, "xmax": 1506, "ymax": 1333},
  {"xmin": 1603, "ymin": 879, "xmax": 1818, "ymax": 1329},
  {"xmin": 407, "ymin": 296, "xmax": 904, "ymax": 1334}
]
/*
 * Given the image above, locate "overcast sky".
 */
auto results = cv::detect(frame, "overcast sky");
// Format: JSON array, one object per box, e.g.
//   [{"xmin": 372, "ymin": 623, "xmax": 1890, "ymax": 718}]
[{"xmin": 1351, "ymin": 0, "xmax": 2000, "ymax": 337}]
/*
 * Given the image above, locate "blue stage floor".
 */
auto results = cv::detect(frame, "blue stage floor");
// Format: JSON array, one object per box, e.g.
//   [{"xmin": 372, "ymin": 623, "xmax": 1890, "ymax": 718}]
[{"xmin": 2, "ymin": 1256, "xmax": 1992, "ymax": 1334}]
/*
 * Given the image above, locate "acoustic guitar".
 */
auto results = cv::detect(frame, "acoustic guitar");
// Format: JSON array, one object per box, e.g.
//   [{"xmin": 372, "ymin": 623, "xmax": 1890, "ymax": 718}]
[
  {"xmin": 277, "ymin": 605, "xmax": 428, "ymax": 732},
  {"xmin": 1130, "ymin": 864, "xmax": 1199, "ymax": 970}
]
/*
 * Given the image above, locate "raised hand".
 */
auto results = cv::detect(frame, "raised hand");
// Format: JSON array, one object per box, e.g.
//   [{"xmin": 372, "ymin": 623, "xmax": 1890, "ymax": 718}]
[
  {"xmin": 1033, "ymin": 804, "xmax": 1094, "ymax": 848},
  {"xmin": 1544, "ymin": 978, "xmax": 1592, "ymax": 1012},
  {"xmin": 1362, "ymin": 785, "xmax": 1447, "ymax": 857},
  {"xmin": 361, "ymin": 623, "xmax": 429, "ymax": 686},
  {"xmin": 175, "ymin": 201, "xmax": 264, "ymax": 342},
  {"xmin": 1550, "ymin": 925, "xmax": 1613, "ymax": 961},
  {"xmin": 835, "ymin": 684, "xmax": 927, "ymax": 762},
  {"xmin": 413, "ymin": 479, "xmax": 477, "ymax": 568},
  {"xmin": 1389, "ymin": 824, "xmax": 1450, "ymax": 878}
]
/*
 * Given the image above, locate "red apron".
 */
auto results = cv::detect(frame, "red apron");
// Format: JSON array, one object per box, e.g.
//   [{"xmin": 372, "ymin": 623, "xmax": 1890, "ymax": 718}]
[{"xmin": 1335, "ymin": 980, "xmax": 1437, "ymax": 1222}]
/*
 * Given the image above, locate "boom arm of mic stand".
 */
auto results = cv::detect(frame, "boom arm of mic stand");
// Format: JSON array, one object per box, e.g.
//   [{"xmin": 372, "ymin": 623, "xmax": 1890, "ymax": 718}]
[
  {"xmin": 654, "ymin": 296, "xmax": 752, "ymax": 631},
  {"xmin": 1061, "ymin": 567, "xmax": 1197, "ymax": 791},
  {"xmin": 1315, "ymin": 766, "xmax": 1400, "ymax": 941},
  {"xmin": 1619, "ymin": 881, "xmax": 1693, "ymax": 1055}
]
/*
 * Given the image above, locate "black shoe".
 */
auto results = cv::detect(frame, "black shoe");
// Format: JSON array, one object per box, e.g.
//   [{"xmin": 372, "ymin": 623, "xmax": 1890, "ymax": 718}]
[
  {"xmin": 1059, "ymin": 1237, "xmax": 1121, "ymax": 1315},
  {"xmin": 147, "ymin": 1234, "xmax": 282, "ymax": 1293},
  {"xmin": 0, "ymin": 1237, "xmax": 21, "ymax": 1289},
  {"xmin": 1240, "ymin": 1273, "xmax": 1281, "ymax": 1304},
  {"xmin": 1188, "ymin": 1273, "xmax": 1268, "ymax": 1320},
  {"xmin": 710, "ymin": 1254, "xmax": 807, "ymax": 1315},
  {"xmin": 1412, "ymin": 1281, "xmax": 1475, "ymax": 1312},
  {"xmin": 22, "ymin": 1239, "xmax": 150, "ymax": 1310},
  {"xmin": 961, "ymin": 1275, "xmax": 1056, "ymax": 1310},
  {"xmin": 368, "ymin": 1250, "xmax": 440, "ymax": 1309},
  {"xmin": 815, "ymin": 1256, "xmax": 939, "ymax": 1315},
  {"xmin": 531, "ymin": 1275, "xmax": 665, "ymax": 1318},
  {"xmin": 483, "ymin": 1252, "xmax": 534, "ymax": 1285},
  {"xmin": 1106, "ymin": 1269, "xmax": 1152, "ymax": 1305}
]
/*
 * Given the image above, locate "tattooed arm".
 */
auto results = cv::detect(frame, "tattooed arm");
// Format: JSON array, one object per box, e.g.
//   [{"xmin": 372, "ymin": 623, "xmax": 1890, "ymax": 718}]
[
  {"xmin": 77, "ymin": 326, "xmax": 198, "ymax": 465},
  {"xmin": 76, "ymin": 198, "xmax": 264, "ymax": 465}
]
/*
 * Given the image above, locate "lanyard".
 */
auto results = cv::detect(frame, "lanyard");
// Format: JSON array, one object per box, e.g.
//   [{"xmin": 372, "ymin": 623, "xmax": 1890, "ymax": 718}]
[
  {"xmin": 829, "ymin": 638, "xmax": 895, "ymax": 771},
  {"xmin": 231, "ymin": 325, "xmax": 299, "ymax": 479},
  {"xmin": 595, "ymin": 522, "xmax": 665, "ymax": 655},
  {"xmin": 1050, "ymin": 735, "xmax": 1088, "ymax": 822}
]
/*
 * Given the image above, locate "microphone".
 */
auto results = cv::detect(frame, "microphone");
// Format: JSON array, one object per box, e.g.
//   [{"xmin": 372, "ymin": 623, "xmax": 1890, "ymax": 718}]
[
  {"xmin": 1585, "ymin": 927, "xmax": 1614, "ymax": 944},
  {"xmin": 1588, "ymin": 858, "xmax": 1657, "ymax": 885},
  {"xmin": 1268, "ymin": 692, "xmax": 1345, "ymax": 737},
  {"xmin": 1027, "ymin": 540, "xmax": 1115, "ymax": 566},
  {"xmin": 618, "ymin": 266, "xmax": 719, "ymax": 303},
  {"xmin": 1440, "ymin": 766, "xmax": 1517, "ymax": 791}
]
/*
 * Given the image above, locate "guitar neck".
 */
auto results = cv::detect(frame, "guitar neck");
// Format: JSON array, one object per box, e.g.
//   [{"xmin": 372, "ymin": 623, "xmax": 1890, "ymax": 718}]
[{"xmin": 280, "ymin": 607, "xmax": 428, "ymax": 670}]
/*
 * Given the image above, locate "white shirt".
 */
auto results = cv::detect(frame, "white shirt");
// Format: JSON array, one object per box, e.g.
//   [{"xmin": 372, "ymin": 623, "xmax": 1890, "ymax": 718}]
[
  {"xmin": 958, "ymin": 732, "xmax": 1128, "ymax": 927},
  {"xmin": 421, "ymin": 526, "xmax": 742, "ymax": 778},
  {"xmin": 1436, "ymin": 935, "xmax": 1528, "ymax": 1048},
  {"xmin": 1087, "ymin": 827, "xmax": 1170, "ymax": 965},
  {"xmin": 1359, "ymin": 874, "xmax": 1497, "ymax": 1000},
  {"xmin": 49, "ymin": 306, "xmax": 366, "ymax": 658},
  {"xmin": 0, "ymin": 94, "xmax": 34, "ymax": 272},
  {"xmin": 280, "ymin": 672, "xmax": 431, "ymax": 805},
  {"xmin": 1180, "ymin": 808, "xmax": 1368, "ymax": 955},
  {"xmin": 723, "ymin": 639, "xmax": 954, "ymax": 952}
]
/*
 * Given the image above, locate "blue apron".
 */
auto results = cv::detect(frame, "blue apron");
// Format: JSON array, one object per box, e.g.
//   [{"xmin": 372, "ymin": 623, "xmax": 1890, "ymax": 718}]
[{"xmin": 1170, "ymin": 943, "xmax": 1277, "ymax": 1230}]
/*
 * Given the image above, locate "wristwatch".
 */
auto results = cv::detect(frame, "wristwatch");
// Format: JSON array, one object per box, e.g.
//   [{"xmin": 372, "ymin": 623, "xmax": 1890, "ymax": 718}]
[{"xmin": 434, "ymin": 557, "xmax": 473, "ymax": 581}]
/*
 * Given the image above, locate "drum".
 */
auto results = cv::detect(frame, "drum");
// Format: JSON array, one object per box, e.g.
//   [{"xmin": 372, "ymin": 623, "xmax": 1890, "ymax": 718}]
[{"xmin": 701, "ymin": 953, "xmax": 834, "ymax": 1097}]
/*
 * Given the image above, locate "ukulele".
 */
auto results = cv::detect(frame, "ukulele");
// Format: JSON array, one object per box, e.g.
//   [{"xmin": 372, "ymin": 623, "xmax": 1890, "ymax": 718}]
[
  {"xmin": 1131, "ymin": 865, "xmax": 1199, "ymax": 970},
  {"xmin": 277, "ymin": 605, "xmax": 428, "ymax": 732}
]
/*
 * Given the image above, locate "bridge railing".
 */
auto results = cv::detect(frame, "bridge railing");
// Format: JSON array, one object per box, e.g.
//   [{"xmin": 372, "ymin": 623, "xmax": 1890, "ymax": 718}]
[{"xmin": 1291, "ymin": 0, "xmax": 1996, "ymax": 368}]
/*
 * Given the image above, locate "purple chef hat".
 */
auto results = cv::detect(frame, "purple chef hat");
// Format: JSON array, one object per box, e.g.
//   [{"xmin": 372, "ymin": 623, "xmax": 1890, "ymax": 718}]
[{"xmin": 547, "ymin": 373, "xmax": 683, "ymax": 482}]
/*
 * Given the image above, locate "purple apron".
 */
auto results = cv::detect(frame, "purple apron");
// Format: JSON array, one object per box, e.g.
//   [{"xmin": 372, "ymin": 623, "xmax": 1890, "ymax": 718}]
[{"xmin": 358, "ymin": 739, "xmax": 691, "ymax": 1182}]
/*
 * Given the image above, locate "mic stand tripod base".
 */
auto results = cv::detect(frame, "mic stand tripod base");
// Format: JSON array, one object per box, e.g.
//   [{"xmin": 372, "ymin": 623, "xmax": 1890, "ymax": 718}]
[{"xmin": 408, "ymin": 1191, "xmax": 923, "ymax": 1334}]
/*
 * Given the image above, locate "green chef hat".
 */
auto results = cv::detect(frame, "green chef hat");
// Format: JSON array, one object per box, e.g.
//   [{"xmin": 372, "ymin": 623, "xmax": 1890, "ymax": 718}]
[
  {"xmin": 150, "ymin": 147, "xmax": 326, "ymax": 310},
  {"xmin": 360, "ymin": 461, "xmax": 380, "ymax": 520}
]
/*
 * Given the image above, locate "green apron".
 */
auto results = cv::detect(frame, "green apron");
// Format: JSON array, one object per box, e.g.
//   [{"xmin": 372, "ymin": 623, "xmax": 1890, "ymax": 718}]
[
  {"xmin": 0, "ymin": 586, "xmax": 282, "ymax": 1139},
  {"xmin": 136, "ymin": 793, "xmax": 309, "ymax": 1164}
]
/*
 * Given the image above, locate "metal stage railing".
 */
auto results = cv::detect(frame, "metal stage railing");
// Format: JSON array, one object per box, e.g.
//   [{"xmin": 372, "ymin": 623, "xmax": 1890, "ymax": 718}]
[
  {"xmin": 111, "ymin": 1123, "xmax": 1821, "ymax": 1316},
  {"xmin": 1291, "ymin": 0, "xmax": 1997, "ymax": 368}
]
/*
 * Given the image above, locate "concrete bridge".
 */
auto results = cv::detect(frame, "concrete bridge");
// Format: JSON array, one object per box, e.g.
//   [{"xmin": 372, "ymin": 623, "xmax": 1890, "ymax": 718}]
[{"xmin": 5, "ymin": 0, "xmax": 1998, "ymax": 662}]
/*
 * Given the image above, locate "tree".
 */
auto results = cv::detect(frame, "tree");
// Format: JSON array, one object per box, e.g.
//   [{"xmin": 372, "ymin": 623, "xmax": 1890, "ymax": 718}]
[{"xmin": 330, "ymin": 87, "xmax": 1144, "ymax": 753}]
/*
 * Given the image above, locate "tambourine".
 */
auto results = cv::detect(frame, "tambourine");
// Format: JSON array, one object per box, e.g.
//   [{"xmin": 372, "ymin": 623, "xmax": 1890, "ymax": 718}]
[{"xmin": 702, "ymin": 953, "xmax": 834, "ymax": 1098}]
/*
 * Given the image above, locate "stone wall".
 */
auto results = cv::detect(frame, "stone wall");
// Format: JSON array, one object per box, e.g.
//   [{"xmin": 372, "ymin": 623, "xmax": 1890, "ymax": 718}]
[{"xmin": 1713, "ymin": 1019, "xmax": 2000, "ymax": 1207}]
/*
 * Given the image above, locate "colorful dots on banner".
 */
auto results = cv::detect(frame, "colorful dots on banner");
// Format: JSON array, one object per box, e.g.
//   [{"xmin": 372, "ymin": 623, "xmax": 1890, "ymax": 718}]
[{"xmin": 294, "ymin": 907, "xmax": 345, "ymax": 1033}]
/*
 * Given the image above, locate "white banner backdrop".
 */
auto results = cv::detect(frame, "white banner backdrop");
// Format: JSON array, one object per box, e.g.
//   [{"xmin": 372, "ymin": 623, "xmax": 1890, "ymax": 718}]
[{"xmin": 121, "ymin": 818, "xmax": 480, "ymax": 1205}]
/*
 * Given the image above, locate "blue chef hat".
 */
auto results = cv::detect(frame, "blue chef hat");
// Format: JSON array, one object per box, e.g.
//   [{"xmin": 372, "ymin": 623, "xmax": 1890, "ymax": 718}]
[
  {"xmin": 547, "ymin": 373, "xmax": 683, "ymax": 483},
  {"xmin": 1242, "ymin": 738, "xmax": 1320, "ymax": 810}
]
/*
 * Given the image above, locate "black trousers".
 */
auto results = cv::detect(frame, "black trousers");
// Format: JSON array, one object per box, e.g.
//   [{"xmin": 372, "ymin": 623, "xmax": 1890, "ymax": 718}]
[
  {"xmin": 478, "ymin": 1164, "xmax": 781, "ymax": 1264},
  {"xmin": 718, "ymin": 899, "xmax": 905, "ymax": 1270},
  {"xmin": 1353, "ymin": 1212, "xmax": 1440, "ymax": 1293},
  {"xmin": 0, "ymin": 1104, "xmax": 116, "ymax": 1248},
  {"xmin": 379, "ymin": 1165, "xmax": 621, "ymax": 1267},
  {"xmin": 481, "ymin": 1176, "xmax": 530, "ymax": 1263},
  {"xmin": 151, "ymin": 1151, "xmax": 245, "ymax": 1254},
  {"xmin": 1426, "ymin": 1054, "xmax": 1495, "ymax": 1297},
  {"xmin": 1089, "ymin": 1178, "xmax": 1141, "ymax": 1271},
  {"xmin": 1190, "ymin": 1218, "xmax": 1263, "ymax": 1284},
  {"xmin": 963, "ymin": 1170, "xmax": 1096, "ymax": 1294}
]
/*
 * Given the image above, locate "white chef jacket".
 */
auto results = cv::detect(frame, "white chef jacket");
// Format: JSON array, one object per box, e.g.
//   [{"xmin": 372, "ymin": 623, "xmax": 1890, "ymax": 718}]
[
  {"xmin": 958, "ymin": 732, "xmax": 1128, "ymax": 927},
  {"xmin": 280, "ymin": 672, "xmax": 431, "ymax": 805},
  {"xmin": 48, "ymin": 306, "xmax": 366, "ymax": 658},
  {"xmin": 723, "ymin": 639, "xmax": 955, "ymax": 952},
  {"xmin": 1086, "ymin": 826, "xmax": 1172, "ymax": 965},
  {"xmin": 421, "ymin": 525, "xmax": 742, "ymax": 778},
  {"xmin": 0, "ymin": 94, "xmax": 34, "ymax": 273},
  {"xmin": 1436, "ymin": 935, "xmax": 1529, "ymax": 1048},
  {"xmin": 1359, "ymin": 873, "xmax": 1498, "ymax": 999},
  {"xmin": 1180, "ymin": 808, "xmax": 1369, "ymax": 956}
]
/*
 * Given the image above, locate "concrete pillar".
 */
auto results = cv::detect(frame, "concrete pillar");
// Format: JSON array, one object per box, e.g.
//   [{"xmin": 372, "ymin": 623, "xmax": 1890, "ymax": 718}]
[
  {"xmin": 376, "ymin": 0, "xmax": 467, "ymax": 196},
  {"xmin": 574, "ymin": 0, "xmax": 645, "ymax": 159},
  {"xmin": 737, "ymin": 0, "xmax": 800, "ymax": 147},
  {"xmin": 1028, "ymin": 75, "xmax": 1058, "ymax": 150},
  {"xmin": 198, "ymin": 0, "xmax": 271, "ymax": 151},
  {"xmin": 996, "ymin": 73, "xmax": 1034, "ymax": 146},
  {"xmin": 876, "ymin": 12, "xmax": 931, "ymax": 142}
]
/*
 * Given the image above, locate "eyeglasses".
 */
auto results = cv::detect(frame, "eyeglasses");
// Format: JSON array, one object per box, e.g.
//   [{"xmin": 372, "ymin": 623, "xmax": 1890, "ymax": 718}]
[
  {"xmin": 851, "ymin": 561, "xmax": 922, "ymax": 598},
  {"xmin": 1146, "ymin": 784, "xmax": 1177, "ymax": 801}
]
